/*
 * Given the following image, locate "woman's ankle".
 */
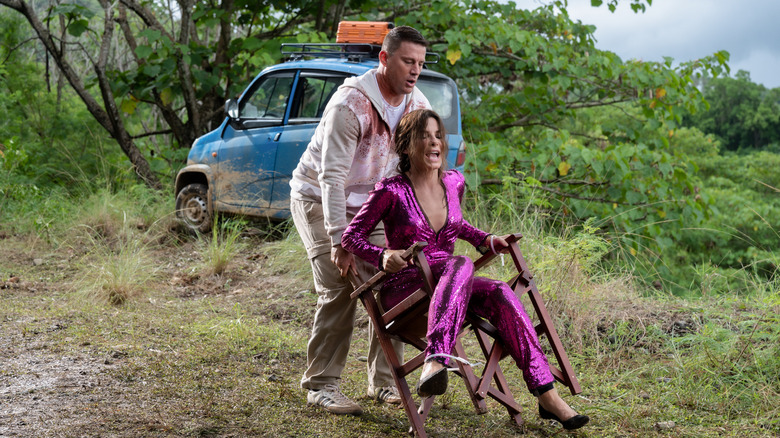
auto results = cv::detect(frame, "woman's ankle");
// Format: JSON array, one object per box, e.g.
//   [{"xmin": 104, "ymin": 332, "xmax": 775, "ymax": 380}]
[
  {"xmin": 537, "ymin": 388, "xmax": 577, "ymax": 420},
  {"xmin": 421, "ymin": 359, "xmax": 445, "ymax": 377}
]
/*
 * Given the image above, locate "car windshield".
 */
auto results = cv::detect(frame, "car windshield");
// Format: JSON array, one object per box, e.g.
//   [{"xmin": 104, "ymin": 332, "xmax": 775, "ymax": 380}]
[{"xmin": 416, "ymin": 76, "xmax": 459, "ymax": 135}]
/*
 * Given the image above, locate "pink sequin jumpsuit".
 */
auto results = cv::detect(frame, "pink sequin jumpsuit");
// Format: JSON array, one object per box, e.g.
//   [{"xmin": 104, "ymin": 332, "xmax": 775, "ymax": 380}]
[{"xmin": 342, "ymin": 170, "xmax": 554, "ymax": 393}]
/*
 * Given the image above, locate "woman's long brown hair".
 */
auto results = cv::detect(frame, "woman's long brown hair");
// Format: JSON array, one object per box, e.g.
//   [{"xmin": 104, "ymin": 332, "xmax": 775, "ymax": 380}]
[{"xmin": 394, "ymin": 109, "xmax": 448, "ymax": 178}]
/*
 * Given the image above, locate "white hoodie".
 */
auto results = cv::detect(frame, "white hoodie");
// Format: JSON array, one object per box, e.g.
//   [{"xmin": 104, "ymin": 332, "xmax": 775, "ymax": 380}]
[{"xmin": 290, "ymin": 69, "xmax": 430, "ymax": 251}]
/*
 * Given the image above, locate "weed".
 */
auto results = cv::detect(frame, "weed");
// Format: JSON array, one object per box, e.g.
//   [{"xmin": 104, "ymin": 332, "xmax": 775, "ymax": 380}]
[
  {"xmin": 73, "ymin": 233, "xmax": 160, "ymax": 305},
  {"xmin": 196, "ymin": 216, "xmax": 248, "ymax": 276}
]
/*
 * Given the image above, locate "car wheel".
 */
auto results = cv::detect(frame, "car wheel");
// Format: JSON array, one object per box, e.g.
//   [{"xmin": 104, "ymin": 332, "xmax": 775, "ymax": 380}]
[{"xmin": 175, "ymin": 183, "xmax": 212, "ymax": 233}]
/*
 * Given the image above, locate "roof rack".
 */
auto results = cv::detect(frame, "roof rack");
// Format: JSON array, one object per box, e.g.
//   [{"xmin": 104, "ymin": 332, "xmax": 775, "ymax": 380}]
[
  {"xmin": 280, "ymin": 43, "xmax": 440, "ymax": 64},
  {"xmin": 281, "ymin": 43, "xmax": 381, "ymax": 62}
]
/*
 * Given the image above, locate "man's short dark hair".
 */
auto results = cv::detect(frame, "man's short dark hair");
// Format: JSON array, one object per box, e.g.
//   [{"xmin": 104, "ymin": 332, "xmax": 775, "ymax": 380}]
[{"xmin": 382, "ymin": 25, "xmax": 428, "ymax": 56}]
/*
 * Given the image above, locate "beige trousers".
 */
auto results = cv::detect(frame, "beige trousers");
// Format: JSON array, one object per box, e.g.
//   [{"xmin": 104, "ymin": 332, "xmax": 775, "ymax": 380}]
[{"xmin": 291, "ymin": 198, "xmax": 404, "ymax": 390}]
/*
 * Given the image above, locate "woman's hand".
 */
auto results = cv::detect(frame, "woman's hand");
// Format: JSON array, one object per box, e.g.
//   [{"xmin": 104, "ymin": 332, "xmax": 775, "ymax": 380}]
[
  {"xmin": 382, "ymin": 249, "xmax": 411, "ymax": 273},
  {"xmin": 490, "ymin": 234, "xmax": 512, "ymax": 253}
]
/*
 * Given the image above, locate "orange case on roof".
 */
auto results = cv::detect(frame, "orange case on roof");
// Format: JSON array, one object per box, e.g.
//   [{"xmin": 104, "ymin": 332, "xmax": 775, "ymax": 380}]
[{"xmin": 336, "ymin": 21, "xmax": 393, "ymax": 44}]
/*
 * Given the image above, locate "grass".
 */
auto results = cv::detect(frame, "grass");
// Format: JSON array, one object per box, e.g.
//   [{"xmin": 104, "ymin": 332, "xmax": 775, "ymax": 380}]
[
  {"xmin": 196, "ymin": 216, "xmax": 248, "ymax": 277},
  {"xmin": 0, "ymin": 184, "xmax": 778, "ymax": 437},
  {"xmin": 74, "ymin": 235, "xmax": 160, "ymax": 305}
]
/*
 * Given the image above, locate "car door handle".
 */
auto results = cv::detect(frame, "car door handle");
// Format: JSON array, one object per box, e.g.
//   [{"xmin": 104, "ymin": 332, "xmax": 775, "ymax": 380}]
[{"xmin": 270, "ymin": 132, "xmax": 281, "ymax": 141}]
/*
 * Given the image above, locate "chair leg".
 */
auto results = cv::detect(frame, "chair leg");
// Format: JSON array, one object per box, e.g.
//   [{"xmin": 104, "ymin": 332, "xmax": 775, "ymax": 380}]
[
  {"xmin": 452, "ymin": 338, "xmax": 488, "ymax": 414},
  {"xmin": 416, "ymin": 396, "xmax": 436, "ymax": 425},
  {"xmin": 359, "ymin": 294, "xmax": 428, "ymax": 438},
  {"xmin": 508, "ymin": 241, "xmax": 582, "ymax": 396},
  {"xmin": 399, "ymin": 380, "xmax": 427, "ymax": 438},
  {"xmin": 526, "ymin": 280, "xmax": 582, "ymax": 395},
  {"xmin": 472, "ymin": 327, "xmax": 524, "ymax": 427}
]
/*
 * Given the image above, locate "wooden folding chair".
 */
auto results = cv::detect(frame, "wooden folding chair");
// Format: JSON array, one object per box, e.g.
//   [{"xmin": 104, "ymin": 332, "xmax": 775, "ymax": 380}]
[{"xmin": 349, "ymin": 233, "xmax": 581, "ymax": 437}]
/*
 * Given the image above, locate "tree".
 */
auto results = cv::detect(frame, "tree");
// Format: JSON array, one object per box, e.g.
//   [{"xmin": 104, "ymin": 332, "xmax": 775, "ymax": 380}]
[
  {"xmin": 687, "ymin": 70, "xmax": 780, "ymax": 151},
  {"xmin": 0, "ymin": 0, "xmax": 164, "ymax": 188},
  {"xmin": 1, "ymin": 13, "xmax": 114, "ymax": 189},
  {"xmin": 395, "ymin": 0, "xmax": 728, "ymax": 253},
  {"xmin": 0, "ymin": 0, "xmax": 341, "ymax": 189}
]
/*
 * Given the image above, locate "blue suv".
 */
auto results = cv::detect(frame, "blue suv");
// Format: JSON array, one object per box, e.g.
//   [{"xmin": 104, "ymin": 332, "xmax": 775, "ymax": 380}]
[{"xmin": 175, "ymin": 43, "xmax": 465, "ymax": 233}]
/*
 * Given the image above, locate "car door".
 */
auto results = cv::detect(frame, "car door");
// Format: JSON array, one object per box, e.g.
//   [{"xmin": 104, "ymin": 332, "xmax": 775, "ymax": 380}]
[
  {"xmin": 268, "ymin": 71, "xmax": 350, "ymax": 214},
  {"xmin": 215, "ymin": 71, "xmax": 295, "ymax": 211}
]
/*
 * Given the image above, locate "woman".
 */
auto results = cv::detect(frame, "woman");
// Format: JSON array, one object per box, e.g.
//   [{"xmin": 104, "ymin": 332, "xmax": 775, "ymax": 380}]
[{"xmin": 341, "ymin": 109, "xmax": 588, "ymax": 430}]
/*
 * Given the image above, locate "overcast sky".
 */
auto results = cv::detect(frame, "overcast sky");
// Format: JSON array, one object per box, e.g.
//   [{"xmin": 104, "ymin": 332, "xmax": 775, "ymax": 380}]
[{"xmin": 515, "ymin": 0, "xmax": 780, "ymax": 89}]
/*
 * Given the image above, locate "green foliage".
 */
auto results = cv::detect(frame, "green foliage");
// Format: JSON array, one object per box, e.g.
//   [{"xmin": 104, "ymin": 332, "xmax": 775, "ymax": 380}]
[
  {"xmin": 2, "ymin": 0, "xmax": 340, "ymax": 188},
  {"xmin": 0, "ymin": 21, "xmax": 132, "ymax": 190},
  {"xmin": 687, "ymin": 71, "xmax": 780, "ymax": 151},
  {"xmin": 399, "ymin": 0, "xmax": 728, "ymax": 268},
  {"xmin": 621, "ymin": 127, "xmax": 780, "ymax": 296},
  {"xmin": 591, "ymin": 0, "xmax": 652, "ymax": 13},
  {"xmin": 0, "ymin": 177, "xmax": 70, "ymax": 239},
  {"xmin": 46, "ymin": 2, "xmax": 95, "ymax": 37}
]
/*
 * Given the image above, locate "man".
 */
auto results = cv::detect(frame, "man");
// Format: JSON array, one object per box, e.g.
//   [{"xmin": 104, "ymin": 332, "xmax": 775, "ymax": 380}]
[{"xmin": 289, "ymin": 26, "xmax": 431, "ymax": 415}]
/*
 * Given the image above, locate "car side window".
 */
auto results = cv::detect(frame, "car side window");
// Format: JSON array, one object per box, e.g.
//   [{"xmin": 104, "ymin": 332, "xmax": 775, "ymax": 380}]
[
  {"xmin": 289, "ymin": 73, "xmax": 348, "ymax": 124},
  {"xmin": 240, "ymin": 72, "xmax": 295, "ymax": 122}
]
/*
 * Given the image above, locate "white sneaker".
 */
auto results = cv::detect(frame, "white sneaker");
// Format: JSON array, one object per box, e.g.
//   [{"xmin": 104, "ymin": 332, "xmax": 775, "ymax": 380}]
[
  {"xmin": 368, "ymin": 385, "xmax": 402, "ymax": 404},
  {"xmin": 307, "ymin": 384, "xmax": 363, "ymax": 415}
]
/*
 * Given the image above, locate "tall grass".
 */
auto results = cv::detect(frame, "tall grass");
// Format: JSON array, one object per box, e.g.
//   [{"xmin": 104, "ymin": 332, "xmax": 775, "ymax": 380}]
[
  {"xmin": 74, "ymin": 233, "xmax": 160, "ymax": 305},
  {"xmin": 1, "ymin": 136, "xmax": 175, "ymax": 245},
  {"xmin": 253, "ymin": 223, "xmax": 310, "ymax": 280},
  {"xmin": 66, "ymin": 186, "xmax": 171, "ymax": 305},
  {"xmin": 462, "ymin": 176, "xmax": 624, "ymax": 351},
  {"xmin": 195, "ymin": 216, "xmax": 248, "ymax": 277}
]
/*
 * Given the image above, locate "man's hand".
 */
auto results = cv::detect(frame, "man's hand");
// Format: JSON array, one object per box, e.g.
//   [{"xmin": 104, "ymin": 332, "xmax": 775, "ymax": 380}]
[
  {"xmin": 331, "ymin": 245, "xmax": 357, "ymax": 277},
  {"xmin": 382, "ymin": 249, "xmax": 411, "ymax": 274}
]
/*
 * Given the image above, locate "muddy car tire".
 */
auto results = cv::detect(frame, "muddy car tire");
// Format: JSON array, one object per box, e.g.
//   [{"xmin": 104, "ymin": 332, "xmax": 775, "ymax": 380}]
[{"xmin": 175, "ymin": 183, "xmax": 212, "ymax": 233}]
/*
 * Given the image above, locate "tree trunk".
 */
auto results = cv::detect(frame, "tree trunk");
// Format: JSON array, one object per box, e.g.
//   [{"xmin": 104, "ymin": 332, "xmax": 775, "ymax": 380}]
[
  {"xmin": 119, "ymin": 0, "xmax": 204, "ymax": 149},
  {"xmin": 202, "ymin": 0, "xmax": 234, "ymax": 133},
  {"xmin": 56, "ymin": 13, "xmax": 66, "ymax": 107},
  {"xmin": 95, "ymin": 0, "xmax": 162, "ymax": 190},
  {"xmin": 0, "ymin": 0, "xmax": 163, "ymax": 190}
]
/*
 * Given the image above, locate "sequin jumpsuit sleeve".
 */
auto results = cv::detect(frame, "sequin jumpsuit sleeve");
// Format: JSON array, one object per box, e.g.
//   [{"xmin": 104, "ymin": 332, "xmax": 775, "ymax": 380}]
[
  {"xmin": 343, "ymin": 170, "xmax": 554, "ymax": 393},
  {"xmin": 340, "ymin": 178, "xmax": 397, "ymax": 269}
]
